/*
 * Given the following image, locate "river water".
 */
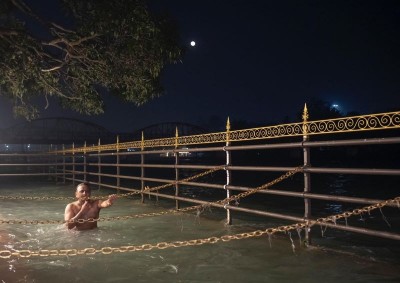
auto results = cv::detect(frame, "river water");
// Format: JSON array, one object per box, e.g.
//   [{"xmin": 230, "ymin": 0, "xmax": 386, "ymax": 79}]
[{"xmin": 1, "ymin": 179, "xmax": 399, "ymax": 283}]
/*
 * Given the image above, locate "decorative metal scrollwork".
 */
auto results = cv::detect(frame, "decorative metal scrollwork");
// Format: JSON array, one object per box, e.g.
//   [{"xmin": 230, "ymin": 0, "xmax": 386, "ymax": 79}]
[{"xmin": 58, "ymin": 111, "xmax": 400, "ymax": 153}]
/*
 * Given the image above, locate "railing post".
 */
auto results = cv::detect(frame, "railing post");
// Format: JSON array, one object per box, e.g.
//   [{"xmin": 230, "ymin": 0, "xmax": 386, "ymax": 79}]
[
  {"xmin": 116, "ymin": 135, "xmax": 120, "ymax": 193},
  {"xmin": 46, "ymin": 144, "xmax": 51, "ymax": 176},
  {"xmin": 62, "ymin": 144, "xmax": 66, "ymax": 184},
  {"xmin": 83, "ymin": 141, "xmax": 87, "ymax": 182},
  {"xmin": 302, "ymin": 104, "xmax": 312, "ymax": 246},
  {"xmin": 140, "ymin": 132, "xmax": 145, "ymax": 203},
  {"xmin": 175, "ymin": 127, "xmax": 180, "ymax": 209},
  {"xmin": 98, "ymin": 138, "xmax": 102, "ymax": 190},
  {"xmin": 225, "ymin": 117, "xmax": 232, "ymax": 225},
  {"xmin": 52, "ymin": 144, "xmax": 57, "ymax": 182},
  {"xmin": 52, "ymin": 145, "xmax": 57, "ymax": 182},
  {"xmin": 72, "ymin": 143, "xmax": 76, "ymax": 186}
]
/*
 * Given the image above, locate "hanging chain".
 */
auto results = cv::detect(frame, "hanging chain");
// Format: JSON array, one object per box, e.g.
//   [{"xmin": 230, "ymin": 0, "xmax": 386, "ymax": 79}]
[
  {"xmin": 1, "ymin": 196, "xmax": 399, "ymax": 259},
  {"xmin": 0, "ymin": 166, "xmax": 301, "ymax": 225},
  {"xmin": 117, "ymin": 165, "xmax": 225, "ymax": 198},
  {"xmin": 0, "ymin": 166, "xmax": 225, "ymax": 202}
]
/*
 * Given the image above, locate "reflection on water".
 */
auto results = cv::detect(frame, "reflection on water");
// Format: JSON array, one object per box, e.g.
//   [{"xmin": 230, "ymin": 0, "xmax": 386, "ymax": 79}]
[
  {"xmin": 0, "ymin": 181, "xmax": 399, "ymax": 282},
  {"xmin": 327, "ymin": 174, "xmax": 349, "ymax": 194}
]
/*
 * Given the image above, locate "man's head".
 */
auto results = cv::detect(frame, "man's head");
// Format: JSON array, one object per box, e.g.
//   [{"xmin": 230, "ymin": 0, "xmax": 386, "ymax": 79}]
[{"xmin": 75, "ymin": 182, "xmax": 91, "ymax": 200}]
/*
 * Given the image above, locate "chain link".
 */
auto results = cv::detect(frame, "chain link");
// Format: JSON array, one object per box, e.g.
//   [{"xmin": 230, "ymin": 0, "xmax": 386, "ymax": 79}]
[
  {"xmin": 215, "ymin": 166, "xmax": 303, "ymax": 207},
  {"xmin": 0, "ymin": 166, "xmax": 224, "ymax": 202},
  {"xmin": 0, "ymin": 195, "xmax": 75, "ymax": 201},
  {"xmin": 117, "ymin": 165, "xmax": 225, "ymax": 198},
  {"xmin": 1, "ymin": 196, "xmax": 399, "ymax": 259},
  {"xmin": 2, "ymin": 165, "xmax": 398, "ymax": 259},
  {"xmin": 0, "ymin": 166, "xmax": 299, "ymax": 225}
]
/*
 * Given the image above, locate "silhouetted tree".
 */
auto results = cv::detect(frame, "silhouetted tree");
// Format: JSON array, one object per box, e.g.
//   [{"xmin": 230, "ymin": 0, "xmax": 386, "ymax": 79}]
[{"xmin": 0, "ymin": 0, "xmax": 183, "ymax": 120}]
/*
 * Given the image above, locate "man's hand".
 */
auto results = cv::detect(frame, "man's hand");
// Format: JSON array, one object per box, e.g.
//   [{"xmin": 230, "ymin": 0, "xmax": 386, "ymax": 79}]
[
  {"xmin": 100, "ymin": 194, "xmax": 118, "ymax": 208},
  {"xmin": 81, "ymin": 200, "xmax": 92, "ymax": 213}
]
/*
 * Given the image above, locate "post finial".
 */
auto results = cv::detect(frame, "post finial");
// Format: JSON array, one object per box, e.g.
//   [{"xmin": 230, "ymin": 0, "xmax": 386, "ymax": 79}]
[
  {"xmin": 226, "ymin": 117, "xmax": 231, "ymax": 131},
  {"xmin": 302, "ymin": 103, "xmax": 309, "ymax": 122},
  {"xmin": 175, "ymin": 127, "xmax": 179, "ymax": 148},
  {"xmin": 141, "ymin": 131, "xmax": 144, "ymax": 150}
]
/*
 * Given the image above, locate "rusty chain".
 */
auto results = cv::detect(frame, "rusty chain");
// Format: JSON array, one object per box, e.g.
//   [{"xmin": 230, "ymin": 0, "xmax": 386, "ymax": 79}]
[
  {"xmin": 117, "ymin": 165, "xmax": 225, "ymax": 198},
  {"xmin": 0, "ymin": 195, "xmax": 76, "ymax": 201},
  {"xmin": 0, "ymin": 165, "xmax": 225, "ymax": 202},
  {"xmin": 0, "ymin": 166, "xmax": 301, "ymax": 225},
  {"xmin": 1, "ymin": 196, "xmax": 399, "ymax": 259}
]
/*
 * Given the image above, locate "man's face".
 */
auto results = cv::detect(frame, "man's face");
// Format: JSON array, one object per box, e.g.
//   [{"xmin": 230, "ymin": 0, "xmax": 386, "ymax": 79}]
[{"xmin": 76, "ymin": 185, "xmax": 91, "ymax": 200}]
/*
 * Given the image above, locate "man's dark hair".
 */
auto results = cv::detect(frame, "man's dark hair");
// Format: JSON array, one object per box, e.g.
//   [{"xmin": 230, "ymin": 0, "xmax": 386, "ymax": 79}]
[{"xmin": 76, "ymin": 182, "xmax": 91, "ymax": 192}]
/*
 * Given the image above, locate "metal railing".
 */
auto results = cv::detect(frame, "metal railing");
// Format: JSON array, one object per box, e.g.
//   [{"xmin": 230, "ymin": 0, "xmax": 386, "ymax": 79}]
[{"xmin": 1, "ymin": 107, "xmax": 400, "ymax": 245}]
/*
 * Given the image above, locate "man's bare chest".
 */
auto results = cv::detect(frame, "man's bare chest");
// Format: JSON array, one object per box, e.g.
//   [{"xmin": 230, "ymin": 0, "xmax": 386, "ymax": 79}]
[{"xmin": 74, "ymin": 202, "xmax": 100, "ymax": 219}]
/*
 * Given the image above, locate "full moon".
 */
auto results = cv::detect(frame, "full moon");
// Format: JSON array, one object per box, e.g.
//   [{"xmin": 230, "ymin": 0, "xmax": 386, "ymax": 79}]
[{"xmin": 190, "ymin": 41, "xmax": 196, "ymax": 47}]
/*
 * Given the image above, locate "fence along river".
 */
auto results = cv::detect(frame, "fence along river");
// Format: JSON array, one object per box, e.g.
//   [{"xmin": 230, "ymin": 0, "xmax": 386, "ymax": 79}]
[{"xmin": 0, "ymin": 106, "xmax": 399, "ymax": 282}]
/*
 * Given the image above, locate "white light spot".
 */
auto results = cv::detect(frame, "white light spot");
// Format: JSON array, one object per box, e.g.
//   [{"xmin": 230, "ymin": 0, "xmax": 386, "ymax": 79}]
[{"xmin": 190, "ymin": 41, "xmax": 196, "ymax": 47}]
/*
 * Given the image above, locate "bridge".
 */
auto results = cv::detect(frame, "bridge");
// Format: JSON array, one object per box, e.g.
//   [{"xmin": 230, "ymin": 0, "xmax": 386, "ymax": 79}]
[
  {"xmin": 119, "ymin": 122, "xmax": 207, "ymax": 141},
  {"xmin": 0, "ymin": 118, "xmax": 207, "ymax": 146}
]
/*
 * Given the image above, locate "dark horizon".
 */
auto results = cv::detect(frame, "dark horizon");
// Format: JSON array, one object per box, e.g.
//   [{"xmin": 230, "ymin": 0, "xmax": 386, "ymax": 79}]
[{"xmin": 0, "ymin": 0, "xmax": 399, "ymax": 132}]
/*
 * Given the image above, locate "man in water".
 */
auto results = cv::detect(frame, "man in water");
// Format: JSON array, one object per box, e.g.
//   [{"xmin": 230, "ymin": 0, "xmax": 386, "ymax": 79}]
[{"xmin": 64, "ymin": 182, "xmax": 118, "ymax": 230}]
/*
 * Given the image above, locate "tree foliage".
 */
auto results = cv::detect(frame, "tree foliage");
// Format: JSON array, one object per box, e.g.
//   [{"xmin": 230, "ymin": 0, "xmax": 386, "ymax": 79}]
[{"xmin": 0, "ymin": 0, "xmax": 183, "ymax": 120}]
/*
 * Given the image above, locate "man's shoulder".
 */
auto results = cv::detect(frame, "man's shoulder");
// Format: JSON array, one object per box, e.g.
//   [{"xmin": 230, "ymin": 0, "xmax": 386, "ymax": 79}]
[
  {"xmin": 91, "ymin": 199, "xmax": 102, "ymax": 209},
  {"xmin": 65, "ymin": 201, "xmax": 79, "ymax": 209}
]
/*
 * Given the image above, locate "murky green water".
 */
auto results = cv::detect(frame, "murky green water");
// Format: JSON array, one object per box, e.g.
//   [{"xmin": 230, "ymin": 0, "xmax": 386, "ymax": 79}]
[{"xmin": 1, "ymin": 180, "xmax": 399, "ymax": 283}]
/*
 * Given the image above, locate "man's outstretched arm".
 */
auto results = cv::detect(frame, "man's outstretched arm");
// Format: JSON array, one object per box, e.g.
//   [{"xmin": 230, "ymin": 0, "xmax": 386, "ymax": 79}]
[{"xmin": 99, "ymin": 194, "xmax": 118, "ymax": 208}]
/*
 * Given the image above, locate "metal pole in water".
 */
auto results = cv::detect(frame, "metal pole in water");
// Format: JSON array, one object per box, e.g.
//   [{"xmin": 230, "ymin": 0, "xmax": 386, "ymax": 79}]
[
  {"xmin": 175, "ymin": 127, "xmax": 180, "ymax": 209},
  {"xmin": 62, "ymin": 144, "xmax": 66, "ymax": 184},
  {"xmin": 53, "ymin": 144, "xmax": 57, "ymax": 182},
  {"xmin": 72, "ymin": 143, "xmax": 76, "ymax": 186},
  {"xmin": 98, "ymin": 139, "xmax": 101, "ymax": 190},
  {"xmin": 83, "ymin": 141, "xmax": 87, "ymax": 182},
  {"xmin": 141, "ymin": 132, "xmax": 145, "ymax": 203},
  {"xmin": 302, "ymin": 104, "xmax": 312, "ymax": 245},
  {"xmin": 225, "ymin": 117, "xmax": 232, "ymax": 225},
  {"xmin": 116, "ymin": 135, "xmax": 120, "ymax": 194}
]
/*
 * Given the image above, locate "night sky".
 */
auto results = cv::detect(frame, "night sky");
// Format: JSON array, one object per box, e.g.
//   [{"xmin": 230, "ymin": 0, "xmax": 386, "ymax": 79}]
[{"xmin": 0, "ymin": 0, "xmax": 399, "ymax": 133}]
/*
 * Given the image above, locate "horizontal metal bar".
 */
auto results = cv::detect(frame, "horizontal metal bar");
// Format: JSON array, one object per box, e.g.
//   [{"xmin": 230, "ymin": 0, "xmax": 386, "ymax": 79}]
[
  {"xmin": 156, "ymin": 194, "xmax": 400, "ymax": 240},
  {"xmin": 0, "ymin": 153, "xmax": 59, "ymax": 157},
  {"xmin": 226, "ymin": 166, "xmax": 400, "ymax": 176},
  {"xmin": 87, "ymin": 147, "xmax": 224, "ymax": 157},
  {"xmin": 0, "ymin": 173, "xmax": 63, "ymax": 177},
  {"xmin": 0, "ymin": 163, "xmax": 63, "ymax": 167},
  {"xmin": 79, "ymin": 136, "xmax": 400, "ymax": 157},
  {"xmin": 65, "ymin": 175, "xmax": 400, "ymax": 241},
  {"xmin": 69, "ymin": 170, "xmax": 399, "ymax": 207},
  {"xmin": 227, "ymin": 166, "xmax": 297, "ymax": 172},
  {"xmin": 179, "ymin": 181, "xmax": 225, "ymax": 189},
  {"xmin": 321, "ymin": 222, "xmax": 400, "ymax": 240},
  {"xmin": 86, "ymin": 163, "xmax": 219, "ymax": 170},
  {"xmin": 176, "ymin": 182, "xmax": 400, "ymax": 208},
  {"xmin": 304, "ymin": 167, "xmax": 400, "ymax": 176},
  {"xmin": 87, "ymin": 171, "xmax": 173, "ymax": 184},
  {"xmin": 70, "ymin": 172, "xmax": 400, "ymax": 208},
  {"xmin": 303, "ymin": 136, "xmax": 400, "ymax": 147},
  {"xmin": 65, "ymin": 163, "xmax": 399, "ymax": 176},
  {"xmin": 6, "ymin": 161, "xmax": 400, "ymax": 176},
  {"xmin": 114, "ymin": 186, "xmax": 400, "ymax": 241},
  {"xmin": 228, "ymin": 186, "xmax": 400, "ymax": 207}
]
